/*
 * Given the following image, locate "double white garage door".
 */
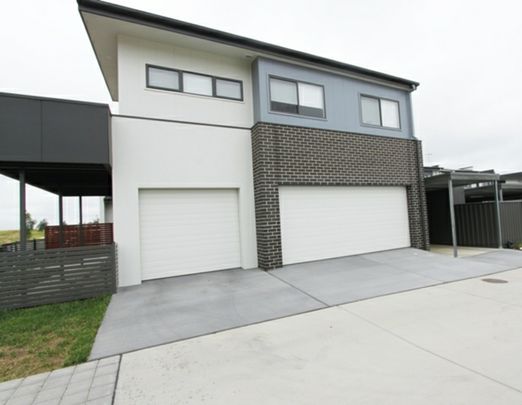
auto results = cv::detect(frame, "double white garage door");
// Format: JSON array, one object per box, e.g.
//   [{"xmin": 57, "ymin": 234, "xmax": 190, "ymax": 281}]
[
  {"xmin": 138, "ymin": 186, "xmax": 410, "ymax": 280},
  {"xmin": 279, "ymin": 186, "xmax": 411, "ymax": 265}
]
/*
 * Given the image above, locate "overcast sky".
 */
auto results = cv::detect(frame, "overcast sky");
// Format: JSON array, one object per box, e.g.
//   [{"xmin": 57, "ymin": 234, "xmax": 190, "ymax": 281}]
[{"xmin": 1, "ymin": 0, "xmax": 521, "ymax": 230}]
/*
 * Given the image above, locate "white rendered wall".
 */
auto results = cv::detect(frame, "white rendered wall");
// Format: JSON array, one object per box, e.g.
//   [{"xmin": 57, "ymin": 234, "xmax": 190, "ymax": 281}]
[
  {"xmin": 99, "ymin": 199, "xmax": 112, "ymax": 223},
  {"xmin": 111, "ymin": 116, "xmax": 258, "ymax": 287},
  {"xmin": 117, "ymin": 35, "xmax": 254, "ymax": 128}
]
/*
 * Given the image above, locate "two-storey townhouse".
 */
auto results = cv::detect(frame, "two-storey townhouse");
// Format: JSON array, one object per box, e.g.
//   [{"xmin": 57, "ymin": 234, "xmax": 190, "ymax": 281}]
[{"xmin": 79, "ymin": 0, "xmax": 429, "ymax": 287}]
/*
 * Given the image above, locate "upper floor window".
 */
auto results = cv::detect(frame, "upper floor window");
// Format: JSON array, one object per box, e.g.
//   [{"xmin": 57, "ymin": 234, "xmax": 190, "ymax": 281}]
[
  {"xmin": 147, "ymin": 66, "xmax": 180, "ymax": 92},
  {"xmin": 146, "ymin": 64, "xmax": 243, "ymax": 101},
  {"xmin": 360, "ymin": 95, "xmax": 400, "ymax": 129},
  {"xmin": 269, "ymin": 77, "xmax": 325, "ymax": 118}
]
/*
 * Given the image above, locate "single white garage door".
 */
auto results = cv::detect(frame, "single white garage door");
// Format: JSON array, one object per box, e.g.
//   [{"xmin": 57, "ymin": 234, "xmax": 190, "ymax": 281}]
[
  {"xmin": 139, "ymin": 189, "xmax": 241, "ymax": 280},
  {"xmin": 279, "ymin": 186, "xmax": 411, "ymax": 265}
]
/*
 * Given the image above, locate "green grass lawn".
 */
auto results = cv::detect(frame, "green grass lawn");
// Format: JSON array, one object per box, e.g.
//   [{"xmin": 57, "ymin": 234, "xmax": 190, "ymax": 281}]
[
  {"xmin": 0, "ymin": 229, "xmax": 44, "ymax": 245},
  {"xmin": 0, "ymin": 296, "xmax": 111, "ymax": 382}
]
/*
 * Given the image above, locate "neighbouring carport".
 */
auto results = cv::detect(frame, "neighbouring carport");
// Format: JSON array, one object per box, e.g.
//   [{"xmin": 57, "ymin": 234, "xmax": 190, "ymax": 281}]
[
  {"xmin": 466, "ymin": 171, "xmax": 522, "ymax": 202},
  {"xmin": 424, "ymin": 170, "xmax": 503, "ymax": 257}
]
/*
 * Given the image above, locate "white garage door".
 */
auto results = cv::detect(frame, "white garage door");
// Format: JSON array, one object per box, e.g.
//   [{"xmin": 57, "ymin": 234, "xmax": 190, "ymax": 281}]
[
  {"xmin": 139, "ymin": 189, "xmax": 241, "ymax": 280},
  {"xmin": 279, "ymin": 186, "xmax": 411, "ymax": 265}
]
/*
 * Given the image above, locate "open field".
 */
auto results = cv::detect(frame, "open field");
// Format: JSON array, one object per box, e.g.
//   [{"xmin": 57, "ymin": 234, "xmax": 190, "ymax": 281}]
[{"xmin": 0, "ymin": 230, "xmax": 44, "ymax": 245}]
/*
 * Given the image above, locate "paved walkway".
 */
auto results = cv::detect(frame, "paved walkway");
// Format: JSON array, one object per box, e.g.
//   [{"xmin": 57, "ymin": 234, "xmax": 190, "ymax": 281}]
[
  {"xmin": 0, "ymin": 356, "xmax": 119, "ymax": 405},
  {"xmin": 90, "ymin": 248, "xmax": 522, "ymax": 359}
]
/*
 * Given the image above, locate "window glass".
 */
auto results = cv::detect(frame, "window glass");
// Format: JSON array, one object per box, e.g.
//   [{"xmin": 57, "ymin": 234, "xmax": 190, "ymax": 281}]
[
  {"xmin": 361, "ymin": 96, "xmax": 381, "ymax": 126},
  {"xmin": 270, "ymin": 78, "xmax": 298, "ymax": 105},
  {"xmin": 380, "ymin": 99, "xmax": 400, "ymax": 128},
  {"xmin": 183, "ymin": 73, "xmax": 213, "ymax": 96},
  {"xmin": 215, "ymin": 79, "xmax": 242, "ymax": 100},
  {"xmin": 148, "ymin": 67, "xmax": 180, "ymax": 91},
  {"xmin": 298, "ymin": 82, "xmax": 324, "ymax": 109}
]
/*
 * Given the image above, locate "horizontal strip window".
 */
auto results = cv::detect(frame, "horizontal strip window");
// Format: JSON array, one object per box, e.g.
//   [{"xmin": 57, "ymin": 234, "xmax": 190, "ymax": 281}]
[
  {"xmin": 269, "ymin": 76, "xmax": 325, "ymax": 118},
  {"xmin": 146, "ymin": 65, "xmax": 243, "ymax": 101},
  {"xmin": 360, "ymin": 95, "xmax": 400, "ymax": 129}
]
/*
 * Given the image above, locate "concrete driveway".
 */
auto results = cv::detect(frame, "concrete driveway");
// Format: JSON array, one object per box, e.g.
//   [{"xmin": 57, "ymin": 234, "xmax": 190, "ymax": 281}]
[
  {"xmin": 90, "ymin": 248, "xmax": 522, "ymax": 359},
  {"xmin": 114, "ymin": 267, "xmax": 522, "ymax": 404}
]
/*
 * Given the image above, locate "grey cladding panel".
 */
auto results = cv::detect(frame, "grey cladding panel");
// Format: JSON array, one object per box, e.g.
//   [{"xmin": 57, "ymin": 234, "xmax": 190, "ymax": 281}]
[
  {"xmin": 42, "ymin": 101, "xmax": 109, "ymax": 164},
  {"xmin": 252, "ymin": 58, "xmax": 414, "ymax": 139},
  {"xmin": 0, "ymin": 96, "xmax": 42, "ymax": 161}
]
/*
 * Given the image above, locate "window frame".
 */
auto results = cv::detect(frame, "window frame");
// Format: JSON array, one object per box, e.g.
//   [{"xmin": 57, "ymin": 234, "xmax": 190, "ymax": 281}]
[
  {"xmin": 359, "ymin": 94, "xmax": 401, "ymax": 130},
  {"xmin": 145, "ymin": 64, "xmax": 244, "ymax": 101},
  {"xmin": 214, "ymin": 77, "xmax": 244, "ymax": 101},
  {"xmin": 182, "ymin": 71, "xmax": 214, "ymax": 97},
  {"xmin": 268, "ymin": 75, "xmax": 326, "ymax": 119},
  {"xmin": 146, "ymin": 64, "xmax": 182, "ymax": 93}
]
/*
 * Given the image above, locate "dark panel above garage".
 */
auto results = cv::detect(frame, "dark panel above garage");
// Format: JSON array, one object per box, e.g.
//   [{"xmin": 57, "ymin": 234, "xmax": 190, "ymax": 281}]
[{"xmin": 0, "ymin": 92, "xmax": 110, "ymax": 165}]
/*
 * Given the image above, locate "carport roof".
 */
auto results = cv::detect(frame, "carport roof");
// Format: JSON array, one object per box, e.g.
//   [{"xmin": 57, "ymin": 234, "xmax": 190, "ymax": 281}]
[
  {"xmin": 424, "ymin": 171, "xmax": 501, "ymax": 190},
  {"xmin": 0, "ymin": 162, "xmax": 111, "ymax": 197}
]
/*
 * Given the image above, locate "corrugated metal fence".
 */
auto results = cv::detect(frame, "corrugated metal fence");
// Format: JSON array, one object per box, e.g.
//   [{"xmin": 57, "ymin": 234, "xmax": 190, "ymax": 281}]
[
  {"xmin": 0, "ymin": 244, "xmax": 117, "ymax": 310},
  {"xmin": 455, "ymin": 201, "xmax": 522, "ymax": 247}
]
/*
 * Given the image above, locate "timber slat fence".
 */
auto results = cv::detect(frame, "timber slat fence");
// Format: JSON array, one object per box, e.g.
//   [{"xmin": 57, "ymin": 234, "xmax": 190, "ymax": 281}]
[
  {"xmin": 0, "ymin": 244, "xmax": 117, "ymax": 310},
  {"xmin": 45, "ymin": 223, "xmax": 113, "ymax": 249}
]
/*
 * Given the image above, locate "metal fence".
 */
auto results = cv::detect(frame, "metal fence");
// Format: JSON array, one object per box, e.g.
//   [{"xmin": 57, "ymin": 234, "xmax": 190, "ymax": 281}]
[
  {"xmin": 0, "ymin": 244, "xmax": 117, "ymax": 310},
  {"xmin": 1, "ymin": 239, "xmax": 46, "ymax": 252},
  {"xmin": 455, "ymin": 201, "xmax": 522, "ymax": 247}
]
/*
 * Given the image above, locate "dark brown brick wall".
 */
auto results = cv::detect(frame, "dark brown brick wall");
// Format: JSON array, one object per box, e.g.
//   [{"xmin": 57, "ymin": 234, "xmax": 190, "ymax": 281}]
[{"xmin": 251, "ymin": 122, "xmax": 430, "ymax": 269}]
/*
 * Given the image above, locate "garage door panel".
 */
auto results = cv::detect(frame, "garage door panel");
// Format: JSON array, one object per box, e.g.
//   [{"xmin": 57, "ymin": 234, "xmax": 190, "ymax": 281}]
[
  {"xmin": 279, "ymin": 186, "xmax": 411, "ymax": 265},
  {"xmin": 139, "ymin": 189, "xmax": 241, "ymax": 280}
]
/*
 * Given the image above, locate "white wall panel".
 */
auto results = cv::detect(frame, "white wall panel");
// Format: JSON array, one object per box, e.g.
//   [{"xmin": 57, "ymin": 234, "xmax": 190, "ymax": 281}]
[
  {"xmin": 117, "ymin": 35, "xmax": 254, "ymax": 127},
  {"xmin": 112, "ymin": 116, "xmax": 257, "ymax": 286}
]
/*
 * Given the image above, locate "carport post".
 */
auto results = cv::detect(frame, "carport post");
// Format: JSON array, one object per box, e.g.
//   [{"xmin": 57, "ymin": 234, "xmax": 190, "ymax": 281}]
[
  {"xmin": 19, "ymin": 170, "xmax": 26, "ymax": 251},
  {"xmin": 494, "ymin": 180, "xmax": 503, "ymax": 249},
  {"xmin": 78, "ymin": 196, "xmax": 83, "ymax": 246},
  {"xmin": 448, "ymin": 176, "xmax": 458, "ymax": 258},
  {"xmin": 59, "ymin": 194, "xmax": 64, "ymax": 248}
]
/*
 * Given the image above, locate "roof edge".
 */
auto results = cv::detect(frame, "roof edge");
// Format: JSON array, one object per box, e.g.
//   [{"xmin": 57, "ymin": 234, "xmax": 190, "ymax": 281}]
[
  {"xmin": 77, "ymin": 0, "xmax": 419, "ymax": 90},
  {"xmin": 0, "ymin": 91, "xmax": 110, "ymax": 109}
]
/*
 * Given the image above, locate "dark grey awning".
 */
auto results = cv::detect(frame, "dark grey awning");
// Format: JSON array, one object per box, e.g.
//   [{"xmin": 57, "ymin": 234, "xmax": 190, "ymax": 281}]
[
  {"xmin": 0, "ymin": 93, "xmax": 111, "ymax": 197},
  {"xmin": 0, "ymin": 162, "xmax": 111, "ymax": 197}
]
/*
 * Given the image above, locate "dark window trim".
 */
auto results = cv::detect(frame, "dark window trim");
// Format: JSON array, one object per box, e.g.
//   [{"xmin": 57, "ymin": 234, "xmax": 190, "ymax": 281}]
[
  {"xmin": 146, "ymin": 64, "xmax": 182, "ymax": 92},
  {"xmin": 359, "ymin": 93, "xmax": 401, "ymax": 130},
  {"xmin": 146, "ymin": 64, "xmax": 243, "ymax": 101},
  {"xmin": 214, "ymin": 77, "xmax": 244, "ymax": 101},
  {"xmin": 268, "ymin": 75, "xmax": 326, "ymax": 119}
]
